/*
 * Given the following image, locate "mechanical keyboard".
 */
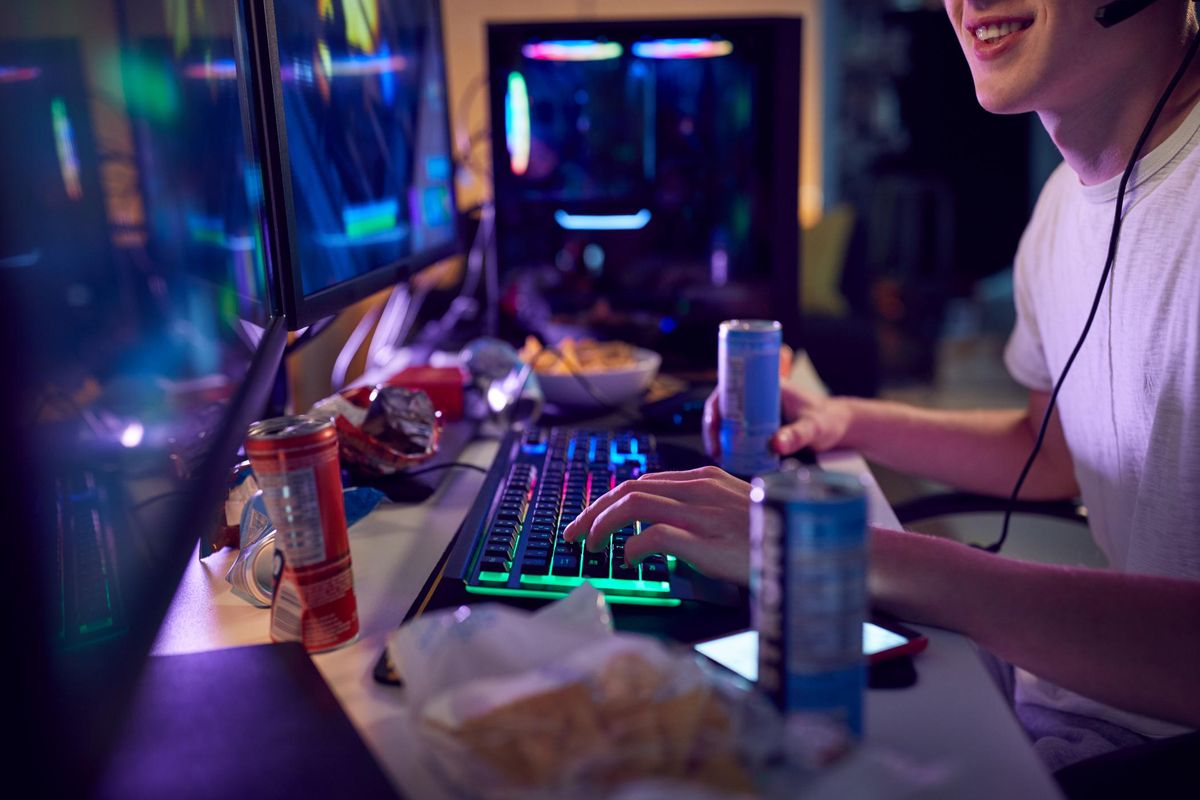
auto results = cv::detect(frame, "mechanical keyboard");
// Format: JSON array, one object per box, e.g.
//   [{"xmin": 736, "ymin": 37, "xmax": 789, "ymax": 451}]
[{"xmin": 463, "ymin": 426, "xmax": 682, "ymax": 606}]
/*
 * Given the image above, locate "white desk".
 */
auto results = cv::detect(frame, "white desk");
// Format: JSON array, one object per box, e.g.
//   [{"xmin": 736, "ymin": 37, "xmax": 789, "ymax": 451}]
[{"xmin": 155, "ymin": 431, "xmax": 1062, "ymax": 799}]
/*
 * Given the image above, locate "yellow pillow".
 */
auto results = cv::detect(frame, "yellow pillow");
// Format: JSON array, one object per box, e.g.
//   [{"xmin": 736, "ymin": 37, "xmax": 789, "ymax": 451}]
[{"xmin": 801, "ymin": 203, "xmax": 855, "ymax": 317}]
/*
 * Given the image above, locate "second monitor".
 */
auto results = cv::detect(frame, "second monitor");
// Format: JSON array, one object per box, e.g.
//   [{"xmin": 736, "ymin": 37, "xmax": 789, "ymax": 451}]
[
  {"xmin": 247, "ymin": 0, "xmax": 460, "ymax": 329},
  {"xmin": 488, "ymin": 17, "xmax": 802, "ymax": 367}
]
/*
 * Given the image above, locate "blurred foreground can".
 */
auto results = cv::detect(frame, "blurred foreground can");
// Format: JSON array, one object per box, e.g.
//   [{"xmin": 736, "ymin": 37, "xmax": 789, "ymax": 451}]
[
  {"xmin": 718, "ymin": 320, "xmax": 782, "ymax": 477},
  {"xmin": 245, "ymin": 415, "xmax": 359, "ymax": 652},
  {"xmin": 750, "ymin": 469, "xmax": 867, "ymax": 741}
]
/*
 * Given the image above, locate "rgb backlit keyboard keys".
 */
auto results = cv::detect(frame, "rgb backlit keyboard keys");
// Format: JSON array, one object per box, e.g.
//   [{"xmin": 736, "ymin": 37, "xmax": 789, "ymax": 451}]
[{"xmin": 468, "ymin": 428, "xmax": 676, "ymax": 604}]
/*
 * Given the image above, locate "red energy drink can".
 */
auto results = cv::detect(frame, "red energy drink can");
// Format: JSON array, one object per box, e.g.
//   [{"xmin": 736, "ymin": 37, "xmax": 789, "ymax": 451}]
[{"xmin": 245, "ymin": 415, "xmax": 359, "ymax": 653}]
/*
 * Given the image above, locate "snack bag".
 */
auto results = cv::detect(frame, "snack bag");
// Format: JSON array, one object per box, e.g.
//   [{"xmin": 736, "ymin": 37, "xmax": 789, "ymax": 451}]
[{"xmin": 387, "ymin": 586, "xmax": 776, "ymax": 800}]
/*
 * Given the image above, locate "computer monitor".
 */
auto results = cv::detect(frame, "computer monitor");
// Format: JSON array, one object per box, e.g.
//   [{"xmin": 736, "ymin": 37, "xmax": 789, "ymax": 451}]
[
  {"xmin": 244, "ymin": 0, "xmax": 460, "ymax": 330},
  {"xmin": 122, "ymin": 35, "xmax": 274, "ymax": 326},
  {"xmin": 487, "ymin": 17, "xmax": 802, "ymax": 367},
  {"xmin": 0, "ymin": 12, "xmax": 287, "ymax": 795}
]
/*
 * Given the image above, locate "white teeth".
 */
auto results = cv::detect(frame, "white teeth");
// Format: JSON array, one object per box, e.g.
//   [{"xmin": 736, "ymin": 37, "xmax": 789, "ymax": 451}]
[{"xmin": 974, "ymin": 21, "xmax": 1029, "ymax": 42}]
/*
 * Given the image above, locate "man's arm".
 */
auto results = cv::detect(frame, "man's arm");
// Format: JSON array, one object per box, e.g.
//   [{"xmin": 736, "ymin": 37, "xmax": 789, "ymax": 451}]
[
  {"xmin": 871, "ymin": 527, "xmax": 1200, "ymax": 728},
  {"xmin": 839, "ymin": 389, "xmax": 1079, "ymax": 500}
]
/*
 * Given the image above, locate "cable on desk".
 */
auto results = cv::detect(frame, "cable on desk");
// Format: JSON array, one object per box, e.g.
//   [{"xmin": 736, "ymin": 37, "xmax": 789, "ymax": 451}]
[{"xmin": 401, "ymin": 461, "xmax": 488, "ymax": 478}]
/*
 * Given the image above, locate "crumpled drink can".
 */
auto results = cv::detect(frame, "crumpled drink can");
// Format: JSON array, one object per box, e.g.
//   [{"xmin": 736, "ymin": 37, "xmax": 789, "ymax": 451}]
[
  {"xmin": 225, "ymin": 491, "xmax": 277, "ymax": 607},
  {"xmin": 226, "ymin": 486, "xmax": 386, "ymax": 608}
]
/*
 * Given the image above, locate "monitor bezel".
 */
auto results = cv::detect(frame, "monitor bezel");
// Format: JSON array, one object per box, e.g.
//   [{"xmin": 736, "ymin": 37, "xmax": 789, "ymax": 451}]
[
  {"xmin": 485, "ymin": 15, "xmax": 803, "ymax": 348},
  {"xmin": 243, "ymin": 0, "xmax": 461, "ymax": 331}
]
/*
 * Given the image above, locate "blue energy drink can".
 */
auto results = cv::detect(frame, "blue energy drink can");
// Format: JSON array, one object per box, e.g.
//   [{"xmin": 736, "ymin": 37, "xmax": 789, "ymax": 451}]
[
  {"xmin": 718, "ymin": 320, "xmax": 782, "ymax": 477},
  {"xmin": 750, "ymin": 469, "xmax": 868, "ymax": 741}
]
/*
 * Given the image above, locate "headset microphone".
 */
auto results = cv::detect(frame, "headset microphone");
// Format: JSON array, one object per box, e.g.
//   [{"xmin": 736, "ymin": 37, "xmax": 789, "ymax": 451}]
[{"xmin": 1095, "ymin": 0, "xmax": 1160, "ymax": 28}]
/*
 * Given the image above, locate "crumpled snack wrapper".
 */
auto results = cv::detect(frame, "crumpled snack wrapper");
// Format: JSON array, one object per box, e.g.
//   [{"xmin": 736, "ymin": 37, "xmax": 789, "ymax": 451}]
[
  {"xmin": 361, "ymin": 386, "xmax": 437, "ymax": 454},
  {"xmin": 310, "ymin": 385, "xmax": 441, "ymax": 476},
  {"xmin": 387, "ymin": 586, "xmax": 774, "ymax": 799}
]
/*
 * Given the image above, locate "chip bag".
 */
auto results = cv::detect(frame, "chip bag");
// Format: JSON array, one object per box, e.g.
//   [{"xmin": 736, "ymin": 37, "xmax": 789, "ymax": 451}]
[{"xmin": 387, "ymin": 586, "xmax": 777, "ymax": 800}]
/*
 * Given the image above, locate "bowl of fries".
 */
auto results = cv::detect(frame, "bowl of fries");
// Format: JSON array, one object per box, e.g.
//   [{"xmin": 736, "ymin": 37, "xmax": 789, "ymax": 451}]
[{"xmin": 518, "ymin": 336, "xmax": 661, "ymax": 409}]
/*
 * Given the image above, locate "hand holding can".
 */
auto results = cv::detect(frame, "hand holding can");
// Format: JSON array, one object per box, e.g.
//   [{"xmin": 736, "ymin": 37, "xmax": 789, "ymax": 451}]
[{"xmin": 718, "ymin": 320, "xmax": 783, "ymax": 477}]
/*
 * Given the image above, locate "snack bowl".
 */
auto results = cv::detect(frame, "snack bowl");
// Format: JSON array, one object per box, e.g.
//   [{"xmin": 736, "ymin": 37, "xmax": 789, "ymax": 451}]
[{"xmin": 534, "ymin": 347, "xmax": 661, "ymax": 409}]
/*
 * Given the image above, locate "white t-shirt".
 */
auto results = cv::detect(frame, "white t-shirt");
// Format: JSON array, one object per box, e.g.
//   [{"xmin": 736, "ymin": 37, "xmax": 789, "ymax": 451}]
[{"xmin": 1003, "ymin": 99, "xmax": 1200, "ymax": 738}]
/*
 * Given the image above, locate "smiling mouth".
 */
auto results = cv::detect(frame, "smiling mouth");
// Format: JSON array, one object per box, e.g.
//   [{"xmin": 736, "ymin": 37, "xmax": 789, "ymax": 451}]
[{"xmin": 973, "ymin": 19, "xmax": 1033, "ymax": 44}]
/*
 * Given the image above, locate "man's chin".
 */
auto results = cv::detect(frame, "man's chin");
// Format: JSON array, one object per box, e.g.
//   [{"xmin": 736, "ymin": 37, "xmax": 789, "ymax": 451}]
[{"xmin": 974, "ymin": 86, "xmax": 1034, "ymax": 116}]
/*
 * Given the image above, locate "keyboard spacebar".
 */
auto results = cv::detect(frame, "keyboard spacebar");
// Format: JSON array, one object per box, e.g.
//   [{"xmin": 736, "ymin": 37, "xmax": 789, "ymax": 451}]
[{"xmin": 519, "ymin": 574, "xmax": 671, "ymax": 595}]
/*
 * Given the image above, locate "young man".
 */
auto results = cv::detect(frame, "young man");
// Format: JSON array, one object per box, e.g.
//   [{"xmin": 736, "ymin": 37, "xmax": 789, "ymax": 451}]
[{"xmin": 565, "ymin": 0, "xmax": 1200, "ymax": 771}]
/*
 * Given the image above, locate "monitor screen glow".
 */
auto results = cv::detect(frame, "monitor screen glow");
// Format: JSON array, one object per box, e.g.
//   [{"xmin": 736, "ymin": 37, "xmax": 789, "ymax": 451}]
[{"xmin": 263, "ymin": 0, "xmax": 458, "ymax": 327}]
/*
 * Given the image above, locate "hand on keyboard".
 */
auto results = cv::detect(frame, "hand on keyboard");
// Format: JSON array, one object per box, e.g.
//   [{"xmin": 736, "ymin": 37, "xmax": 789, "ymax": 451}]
[{"xmin": 563, "ymin": 466, "xmax": 753, "ymax": 586}]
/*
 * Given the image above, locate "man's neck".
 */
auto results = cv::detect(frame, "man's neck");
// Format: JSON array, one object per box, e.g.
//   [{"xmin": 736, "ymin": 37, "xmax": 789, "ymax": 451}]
[{"xmin": 1039, "ymin": 44, "xmax": 1200, "ymax": 186}]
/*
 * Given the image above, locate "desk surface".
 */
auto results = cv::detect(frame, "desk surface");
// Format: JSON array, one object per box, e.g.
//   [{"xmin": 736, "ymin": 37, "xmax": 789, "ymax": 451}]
[{"xmin": 155, "ymin": 431, "xmax": 1062, "ymax": 799}]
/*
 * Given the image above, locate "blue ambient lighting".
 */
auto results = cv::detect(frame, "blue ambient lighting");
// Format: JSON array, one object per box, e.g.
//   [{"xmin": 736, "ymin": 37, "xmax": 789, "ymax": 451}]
[{"xmin": 554, "ymin": 209, "xmax": 652, "ymax": 231}]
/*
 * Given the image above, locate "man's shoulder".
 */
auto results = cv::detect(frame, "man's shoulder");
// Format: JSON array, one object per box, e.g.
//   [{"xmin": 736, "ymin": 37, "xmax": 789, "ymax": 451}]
[
  {"xmin": 1158, "ymin": 105, "xmax": 1200, "ymax": 190},
  {"xmin": 1018, "ymin": 162, "xmax": 1076, "ymax": 257},
  {"xmin": 1032, "ymin": 161, "xmax": 1077, "ymax": 210}
]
